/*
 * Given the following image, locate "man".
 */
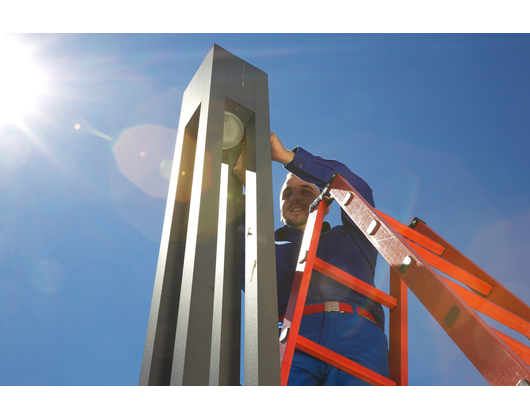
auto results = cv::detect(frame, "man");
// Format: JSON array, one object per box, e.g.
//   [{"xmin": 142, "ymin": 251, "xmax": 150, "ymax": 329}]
[{"xmin": 235, "ymin": 133, "xmax": 389, "ymax": 385}]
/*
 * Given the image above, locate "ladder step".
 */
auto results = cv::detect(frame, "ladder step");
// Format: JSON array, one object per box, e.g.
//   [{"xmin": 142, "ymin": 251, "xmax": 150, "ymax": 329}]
[
  {"xmin": 296, "ymin": 335, "xmax": 397, "ymax": 386},
  {"xmin": 313, "ymin": 257, "xmax": 398, "ymax": 309}
]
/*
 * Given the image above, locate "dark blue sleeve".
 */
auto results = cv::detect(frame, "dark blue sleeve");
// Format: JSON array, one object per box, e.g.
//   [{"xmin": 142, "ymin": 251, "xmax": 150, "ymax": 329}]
[{"xmin": 284, "ymin": 147, "xmax": 375, "ymax": 207}]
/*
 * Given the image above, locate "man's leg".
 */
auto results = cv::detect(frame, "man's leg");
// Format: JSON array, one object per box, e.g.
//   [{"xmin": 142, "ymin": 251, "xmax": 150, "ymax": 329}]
[
  {"xmin": 285, "ymin": 313, "xmax": 327, "ymax": 386},
  {"xmin": 321, "ymin": 312, "xmax": 389, "ymax": 386}
]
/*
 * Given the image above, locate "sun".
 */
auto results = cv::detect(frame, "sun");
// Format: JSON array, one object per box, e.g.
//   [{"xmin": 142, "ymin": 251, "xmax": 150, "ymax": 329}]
[{"xmin": 0, "ymin": 36, "xmax": 46, "ymax": 127}]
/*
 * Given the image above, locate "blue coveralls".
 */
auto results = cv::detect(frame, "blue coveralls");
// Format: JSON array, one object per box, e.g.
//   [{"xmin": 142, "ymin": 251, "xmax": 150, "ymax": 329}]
[{"xmin": 277, "ymin": 147, "xmax": 389, "ymax": 386}]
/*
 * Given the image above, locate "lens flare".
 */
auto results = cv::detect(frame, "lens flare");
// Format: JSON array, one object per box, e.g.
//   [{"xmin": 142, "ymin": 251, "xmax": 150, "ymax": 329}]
[
  {"xmin": 159, "ymin": 159, "xmax": 173, "ymax": 180},
  {"xmin": 112, "ymin": 124, "xmax": 177, "ymax": 199}
]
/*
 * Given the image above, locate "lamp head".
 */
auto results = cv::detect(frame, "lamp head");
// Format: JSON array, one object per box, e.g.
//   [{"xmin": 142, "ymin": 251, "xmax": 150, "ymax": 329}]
[{"xmin": 222, "ymin": 111, "xmax": 244, "ymax": 150}]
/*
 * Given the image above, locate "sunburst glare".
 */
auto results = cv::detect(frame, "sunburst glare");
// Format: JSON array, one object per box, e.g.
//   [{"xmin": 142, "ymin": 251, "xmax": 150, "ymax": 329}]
[{"xmin": 0, "ymin": 35, "xmax": 46, "ymax": 127}]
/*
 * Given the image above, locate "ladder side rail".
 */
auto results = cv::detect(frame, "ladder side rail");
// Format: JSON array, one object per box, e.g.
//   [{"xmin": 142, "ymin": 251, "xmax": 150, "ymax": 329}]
[
  {"xmin": 411, "ymin": 219, "xmax": 530, "ymax": 322},
  {"xmin": 378, "ymin": 210, "xmax": 528, "ymax": 378},
  {"xmin": 375, "ymin": 209, "xmax": 445, "ymax": 256},
  {"xmin": 296, "ymin": 335, "xmax": 397, "ymax": 386},
  {"xmin": 388, "ymin": 269, "xmax": 409, "ymax": 386},
  {"xmin": 443, "ymin": 276, "xmax": 530, "ymax": 339},
  {"xmin": 493, "ymin": 329, "xmax": 530, "ymax": 365},
  {"xmin": 407, "ymin": 241, "xmax": 493, "ymax": 296},
  {"xmin": 328, "ymin": 173, "xmax": 530, "ymax": 386},
  {"xmin": 279, "ymin": 199, "xmax": 328, "ymax": 386}
]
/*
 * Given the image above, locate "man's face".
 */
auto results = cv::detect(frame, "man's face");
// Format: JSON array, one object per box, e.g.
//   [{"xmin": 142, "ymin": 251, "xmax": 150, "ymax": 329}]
[{"xmin": 280, "ymin": 175, "xmax": 321, "ymax": 231}]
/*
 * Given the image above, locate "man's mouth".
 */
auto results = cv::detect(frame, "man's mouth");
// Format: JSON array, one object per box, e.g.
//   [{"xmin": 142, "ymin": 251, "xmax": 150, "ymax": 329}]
[{"xmin": 289, "ymin": 206, "xmax": 306, "ymax": 213}]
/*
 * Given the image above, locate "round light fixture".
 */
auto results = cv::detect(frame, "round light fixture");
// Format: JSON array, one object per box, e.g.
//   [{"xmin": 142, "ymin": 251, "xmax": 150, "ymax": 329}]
[{"xmin": 222, "ymin": 111, "xmax": 244, "ymax": 150}]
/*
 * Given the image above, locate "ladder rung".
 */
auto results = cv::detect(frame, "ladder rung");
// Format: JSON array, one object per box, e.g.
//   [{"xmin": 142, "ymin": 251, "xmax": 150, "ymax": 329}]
[
  {"xmin": 296, "ymin": 334, "xmax": 397, "ymax": 386},
  {"xmin": 408, "ymin": 241, "xmax": 494, "ymax": 296},
  {"xmin": 375, "ymin": 209, "xmax": 446, "ymax": 256},
  {"xmin": 313, "ymin": 257, "xmax": 398, "ymax": 309},
  {"xmin": 444, "ymin": 277, "xmax": 530, "ymax": 339}
]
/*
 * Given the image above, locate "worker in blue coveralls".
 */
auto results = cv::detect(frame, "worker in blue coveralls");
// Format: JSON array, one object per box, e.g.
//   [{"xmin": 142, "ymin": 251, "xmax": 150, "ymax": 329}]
[{"xmin": 235, "ymin": 133, "xmax": 389, "ymax": 386}]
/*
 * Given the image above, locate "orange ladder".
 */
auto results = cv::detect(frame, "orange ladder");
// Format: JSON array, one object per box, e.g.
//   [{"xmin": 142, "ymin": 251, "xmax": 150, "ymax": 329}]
[{"xmin": 279, "ymin": 172, "xmax": 530, "ymax": 386}]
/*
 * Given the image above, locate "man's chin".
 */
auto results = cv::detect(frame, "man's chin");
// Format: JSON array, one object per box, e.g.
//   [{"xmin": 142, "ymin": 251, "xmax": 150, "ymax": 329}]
[{"xmin": 284, "ymin": 216, "xmax": 308, "ymax": 229}]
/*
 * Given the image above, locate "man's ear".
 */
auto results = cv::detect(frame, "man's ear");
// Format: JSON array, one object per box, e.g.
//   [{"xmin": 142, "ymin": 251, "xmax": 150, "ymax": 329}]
[{"xmin": 324, "ymin": 205, "xmax": 331, "ymax": 216}]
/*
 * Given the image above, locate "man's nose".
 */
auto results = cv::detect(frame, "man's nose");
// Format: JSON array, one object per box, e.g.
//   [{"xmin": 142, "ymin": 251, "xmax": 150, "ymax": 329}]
[{"xmin": 290, "ymin": 190, "xmax": 301, "ymax": 201}]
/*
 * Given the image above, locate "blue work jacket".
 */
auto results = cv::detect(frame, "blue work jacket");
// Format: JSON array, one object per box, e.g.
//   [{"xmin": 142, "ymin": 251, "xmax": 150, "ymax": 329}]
[{"xmin": 276, "ymin": 147, "xmax": 384, "ymax": 330}]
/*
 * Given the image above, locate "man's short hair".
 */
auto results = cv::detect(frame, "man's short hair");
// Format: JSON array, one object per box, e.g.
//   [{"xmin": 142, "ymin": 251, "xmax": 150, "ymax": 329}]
[
  {"xmin": 279, "ymin": 173, "xmax": 297, "ymax": 201},
  {"xmin": 279, "ymin": 172, "xmax": 319, "ymax": 202}
]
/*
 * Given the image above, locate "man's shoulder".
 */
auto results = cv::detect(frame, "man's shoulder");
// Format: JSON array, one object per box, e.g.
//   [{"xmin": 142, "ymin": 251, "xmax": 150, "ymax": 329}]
[
  {"xmin": 322, "ymin": 224, "xmax": 348, "ymax": 236},
  {"xmin": 275, "ymin": 225, "xmax": 303, "ymax": 243},
  {"xmin": 274, "ymin": 223, "xmax": 351, "ymax": 243}
]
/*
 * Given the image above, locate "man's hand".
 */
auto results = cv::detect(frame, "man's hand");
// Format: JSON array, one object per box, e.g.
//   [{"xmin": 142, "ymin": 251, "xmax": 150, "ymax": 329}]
[
  {"xmin": 271, "ymin": 132, "xmax": 295, "ymax": 165},
  {"xmin": 234, "ymin": 133, "xmax": 294, "ymax": 184}
]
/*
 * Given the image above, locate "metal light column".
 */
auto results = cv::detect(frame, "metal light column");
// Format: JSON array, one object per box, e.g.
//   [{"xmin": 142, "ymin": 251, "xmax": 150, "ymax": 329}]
[{"xmin": 139, "ymin": 45, "xmax": 280, "ymax": 386}]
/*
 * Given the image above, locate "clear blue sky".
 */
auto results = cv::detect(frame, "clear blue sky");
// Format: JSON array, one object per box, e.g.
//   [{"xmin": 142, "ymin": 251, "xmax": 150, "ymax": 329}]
[{"xmin": 1, "ymin": 32, "xmax": 530, "ymax": 393}]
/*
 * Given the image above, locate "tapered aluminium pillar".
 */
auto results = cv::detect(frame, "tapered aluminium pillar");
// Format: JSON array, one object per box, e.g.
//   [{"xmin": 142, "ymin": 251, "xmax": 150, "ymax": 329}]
[{"xmin": 139, "ymin": 45, "xmax": 280, "ymax": 386}]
